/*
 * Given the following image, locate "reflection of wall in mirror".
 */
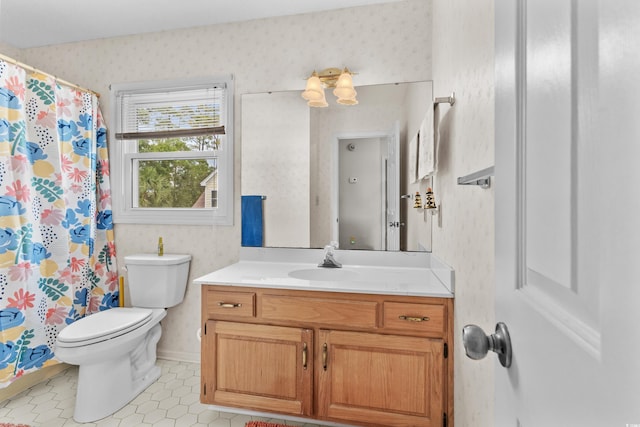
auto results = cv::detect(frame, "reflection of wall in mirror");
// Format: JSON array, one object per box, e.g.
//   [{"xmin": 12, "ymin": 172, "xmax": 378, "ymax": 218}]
[
  {"xmin": 241, "ymin": 92, "xmax": 310, "ymax": 248},
  {"xmin": 402, "ymin": 82, "xmax": 434, "ymax": 252}
]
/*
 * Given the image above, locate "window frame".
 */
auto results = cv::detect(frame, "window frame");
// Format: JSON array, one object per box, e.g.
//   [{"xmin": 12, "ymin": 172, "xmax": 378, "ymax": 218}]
[{"xmin": 110, "ymin": 76, "xmax": 234, "ymax": 226}]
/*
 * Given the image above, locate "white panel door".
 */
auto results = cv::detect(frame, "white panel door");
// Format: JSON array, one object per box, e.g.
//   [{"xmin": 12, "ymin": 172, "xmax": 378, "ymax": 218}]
[{"xmin": 494, "ymin": 0, "xmax": 640, "ymax": 425}]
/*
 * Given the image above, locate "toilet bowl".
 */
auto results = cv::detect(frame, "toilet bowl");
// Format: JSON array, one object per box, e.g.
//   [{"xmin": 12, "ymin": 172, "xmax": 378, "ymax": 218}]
[{"xmin": 55, "ymin": 254, "xmax": 191, "ymax": 423}]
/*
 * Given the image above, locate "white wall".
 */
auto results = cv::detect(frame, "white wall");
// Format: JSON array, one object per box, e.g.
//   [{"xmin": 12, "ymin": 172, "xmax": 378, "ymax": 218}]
[
  {"xmin": 431, "ymin": 0, "xmax": 495, "ymax": 426},
  {"xmin": 15, "ymin": 0, "xmax": 433, "ymax": 363}
]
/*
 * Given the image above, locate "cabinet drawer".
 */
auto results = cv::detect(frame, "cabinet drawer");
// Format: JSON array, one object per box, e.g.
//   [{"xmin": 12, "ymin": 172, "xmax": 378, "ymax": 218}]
[
  {"xmin": 262, "ymin": 295, "xmax": 378, "ymax": 329},
  {"xmin": 382, "ymin": 301, "xmax": 445, "ymax": 335},
  {"xmin": 205, "ymin": 290, "xmax": 255, "ymax": 318}
]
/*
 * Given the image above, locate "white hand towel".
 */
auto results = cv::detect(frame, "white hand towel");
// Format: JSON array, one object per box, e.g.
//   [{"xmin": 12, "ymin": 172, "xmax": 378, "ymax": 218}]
[
  {"xmin": 417, "ymin": 105, "xmax": 435, "ymax": 180},
  {"xmin": 409, "ymin": 132, "xmax": 418, "ymax": 184}
]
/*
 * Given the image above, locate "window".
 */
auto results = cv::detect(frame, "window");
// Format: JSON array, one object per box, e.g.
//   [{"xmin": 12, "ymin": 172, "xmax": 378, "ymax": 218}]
[{"xmin": 110, "ymin": 77, "xmax": 234, "ymax": 225}]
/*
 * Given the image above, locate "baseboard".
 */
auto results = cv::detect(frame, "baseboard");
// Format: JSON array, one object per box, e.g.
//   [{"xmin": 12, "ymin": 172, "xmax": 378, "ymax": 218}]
[
  {"xmin": 0, "ymin": 362, "xmax": 71, "ymax": 402},
  {"xmin": 157, "ymin": 349, "xmax": 200, "ymax": 364}
]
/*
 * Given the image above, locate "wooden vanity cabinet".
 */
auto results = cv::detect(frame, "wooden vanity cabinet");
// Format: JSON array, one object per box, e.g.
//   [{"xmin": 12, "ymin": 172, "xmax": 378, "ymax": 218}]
[
  {"xmin": 201, "ymin": 285, "xmax": 454, "ymax": 427},
  {"xmin": 201, "ymin": 320, "xmax": 313, "ymax": 416}
]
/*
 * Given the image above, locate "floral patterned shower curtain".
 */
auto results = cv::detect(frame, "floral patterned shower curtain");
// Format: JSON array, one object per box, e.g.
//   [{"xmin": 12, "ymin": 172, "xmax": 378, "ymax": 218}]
[{"xmin": 0, "ymin": 59, "xmax": 118, "ymax": 386}]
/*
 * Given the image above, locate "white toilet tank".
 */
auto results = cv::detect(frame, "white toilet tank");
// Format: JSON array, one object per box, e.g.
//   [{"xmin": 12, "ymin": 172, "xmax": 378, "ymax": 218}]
[{"xmin": 124, "ymin": 254, "xmax": 191, "ymax": 308}]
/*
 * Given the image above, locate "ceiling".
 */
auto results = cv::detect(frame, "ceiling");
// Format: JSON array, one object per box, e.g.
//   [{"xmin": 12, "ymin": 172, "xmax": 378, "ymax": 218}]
[{"xmin": 0, "ymin": 0, "xmax": 406, "ymax": 49}]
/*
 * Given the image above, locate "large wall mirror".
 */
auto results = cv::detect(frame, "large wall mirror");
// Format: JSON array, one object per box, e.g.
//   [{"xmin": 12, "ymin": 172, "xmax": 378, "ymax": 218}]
[{"xmin": 241, "ymin": 81, "xmax": 434, "ymax": 252}]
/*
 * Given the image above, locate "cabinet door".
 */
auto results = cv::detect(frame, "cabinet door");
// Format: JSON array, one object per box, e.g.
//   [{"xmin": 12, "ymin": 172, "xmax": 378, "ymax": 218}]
[
  {"xmin": 202, "ymin": 320, "xmax": 313, "ymax": 416},
  {"xmin": 318, "ymin": 330, "xmax": 444, "ymax": 427}
]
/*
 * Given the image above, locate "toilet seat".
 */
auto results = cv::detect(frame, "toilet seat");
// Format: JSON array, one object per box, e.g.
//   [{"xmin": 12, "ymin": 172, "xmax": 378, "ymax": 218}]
[{"xmin": 57, "ymin": 307, "xmax": 153, "ymax": 348}]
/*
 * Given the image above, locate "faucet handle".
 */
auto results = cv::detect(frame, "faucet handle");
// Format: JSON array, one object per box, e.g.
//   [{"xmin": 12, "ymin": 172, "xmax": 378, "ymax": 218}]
[
  {"xmin": 324, "ymin": 241, "xmax": 339, "ymax": 254},
  {"xmin": 320, "ymin": 242, "xmax": 342, "ymax": 268}
]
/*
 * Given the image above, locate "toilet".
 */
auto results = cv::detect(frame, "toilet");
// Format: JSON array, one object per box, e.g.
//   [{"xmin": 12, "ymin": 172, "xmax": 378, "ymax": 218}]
[{"xmin": 55, "ymin": 253, "xmax": 191, "ymax": 423}]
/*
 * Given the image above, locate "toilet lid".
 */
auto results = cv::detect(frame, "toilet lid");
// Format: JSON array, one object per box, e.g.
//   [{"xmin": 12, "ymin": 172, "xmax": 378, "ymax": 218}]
[{"xmin": 57, "ymin": 307, "xmax": 153, "ymax": 345}]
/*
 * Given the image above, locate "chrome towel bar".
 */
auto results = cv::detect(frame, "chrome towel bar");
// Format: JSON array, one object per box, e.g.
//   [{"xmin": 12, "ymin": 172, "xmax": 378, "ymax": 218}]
[
  {"xmin": 457, "ymin": 166, "xmax": 494, "ymax": 189},
  {"xmin": 434, "ymin": 92, "xmax": 456, "ymax": 106}
]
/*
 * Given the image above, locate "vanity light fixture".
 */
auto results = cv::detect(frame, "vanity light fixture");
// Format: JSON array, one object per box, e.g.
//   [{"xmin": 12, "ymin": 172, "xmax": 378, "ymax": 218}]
[{"xmin": 301, "ymin": 67, "xmax": 358, "ymax": 107}]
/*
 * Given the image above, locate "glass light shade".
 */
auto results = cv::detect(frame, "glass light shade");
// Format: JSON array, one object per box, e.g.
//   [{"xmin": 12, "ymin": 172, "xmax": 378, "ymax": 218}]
[
  {"xmin": 337, "ymin": 95, "xmax": 358, "ymax": 106},
  {"xmin": 333, "ymin": 86, "xmax": 357, "ymax": 99},
  {"xmin": 308, "ymin": 88, "xmax": 329, "ymax": 107},
  {"xmin": 301, "ymin": 74, "xmax": 324, "ymax": 101},
  {"xmin": 308, "ymin": 100, "xmax": 329, "ymax": 107},
  {"xmin": 333, "ymin": 71, "xmax": 355, "ymax": 97}
]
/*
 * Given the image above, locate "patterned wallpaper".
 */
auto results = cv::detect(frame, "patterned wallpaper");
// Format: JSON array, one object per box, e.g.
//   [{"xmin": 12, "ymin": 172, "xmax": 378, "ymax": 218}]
[
  {"xmin": 431, "ymin": 0, "xmax": 495, "ymax": 426},
  {"xmin": 16, "ymin": 0, "xmax": 433, "ymax": 363}
]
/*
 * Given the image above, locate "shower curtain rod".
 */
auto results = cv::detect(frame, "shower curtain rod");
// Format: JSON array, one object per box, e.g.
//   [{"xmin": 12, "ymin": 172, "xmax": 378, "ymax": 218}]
[{"xmin": 0, "ymin": 52, "xmax": 101, "ymax": 97}]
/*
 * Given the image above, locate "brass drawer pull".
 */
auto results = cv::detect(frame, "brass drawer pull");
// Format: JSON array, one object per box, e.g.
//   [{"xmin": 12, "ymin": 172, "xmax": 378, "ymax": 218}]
[
  {"xmin": 302, "ymin": 342, "xmax": 308, "ymax": 370},
  {"xmin": 322, "ymin": 343, "xmax": 328, "ymax": 371},
  {"xmin": 217, "ymin": 302, "xmax": 242, "ymax": 308},
  {"xmin": 398, "ymin": 315, "xmax": 430, "ymax": 322}
]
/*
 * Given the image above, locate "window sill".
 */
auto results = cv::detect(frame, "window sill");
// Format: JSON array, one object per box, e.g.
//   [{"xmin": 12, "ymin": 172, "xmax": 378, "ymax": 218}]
[{"xmin": 113, "ymin": 208, "xmax": 233, "ymax": 226}]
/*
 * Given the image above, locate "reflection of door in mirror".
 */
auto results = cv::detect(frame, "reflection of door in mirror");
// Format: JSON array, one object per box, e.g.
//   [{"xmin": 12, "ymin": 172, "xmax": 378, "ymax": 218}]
[
  {"xmin": 334, "ymin": 123, "xmax": 400, "ymax": 251},
  {"xmin": 337, "ymin": 136, "xmax": 386, "ymax": 250},
  {"xmin": 241, "ymin": 81, "xmax": 433, "ymax": 252}
]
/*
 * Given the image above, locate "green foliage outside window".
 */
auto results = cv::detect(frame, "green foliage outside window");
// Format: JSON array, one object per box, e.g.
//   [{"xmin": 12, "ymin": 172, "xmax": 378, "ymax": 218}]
[{"xmin": 137, "ymin": 136, "xmax": 219, "ymax": 208}]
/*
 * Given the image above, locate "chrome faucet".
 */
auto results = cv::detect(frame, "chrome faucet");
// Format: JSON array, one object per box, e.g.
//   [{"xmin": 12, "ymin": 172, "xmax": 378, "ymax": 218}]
[{"xmin": 319, "ymin": 242, "xmax": 342, "ymax": 268}]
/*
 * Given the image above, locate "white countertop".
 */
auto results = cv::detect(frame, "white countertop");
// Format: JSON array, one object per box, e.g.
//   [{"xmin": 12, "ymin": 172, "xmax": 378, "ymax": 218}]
[{"xmin": 193, "ymin": 248, "xmax": 454, "ymax": 298}]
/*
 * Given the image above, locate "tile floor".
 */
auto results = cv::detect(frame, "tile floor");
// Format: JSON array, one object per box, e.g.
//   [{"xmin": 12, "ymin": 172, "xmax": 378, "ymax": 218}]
[{"xmin": 0, "ymin": 359, "xmax": 324, "ymax": 427}]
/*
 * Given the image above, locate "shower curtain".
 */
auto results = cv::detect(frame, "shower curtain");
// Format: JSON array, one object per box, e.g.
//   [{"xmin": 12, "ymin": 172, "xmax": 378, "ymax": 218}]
[{"xmin": 0, "ymin": 60, "xmax": 118, "ymax": 386}]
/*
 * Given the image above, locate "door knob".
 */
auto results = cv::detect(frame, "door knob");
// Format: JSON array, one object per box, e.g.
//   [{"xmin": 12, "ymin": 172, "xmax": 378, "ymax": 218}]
[{"xmin": 462, "ymin": 322, "xmax": 512, "ymax": 368}]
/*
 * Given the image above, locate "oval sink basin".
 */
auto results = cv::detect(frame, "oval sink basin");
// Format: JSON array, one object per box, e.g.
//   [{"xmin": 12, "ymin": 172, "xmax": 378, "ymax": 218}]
[{"xmin": 288, "ymin": 268, "xmax": 359, "ymax": 282}]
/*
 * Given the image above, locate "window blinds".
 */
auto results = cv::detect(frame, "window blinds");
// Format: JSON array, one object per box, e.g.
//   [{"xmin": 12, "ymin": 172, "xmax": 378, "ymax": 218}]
[{"xmin": 115, "ymin": 85, "xmax": 226, "ymax": 140}]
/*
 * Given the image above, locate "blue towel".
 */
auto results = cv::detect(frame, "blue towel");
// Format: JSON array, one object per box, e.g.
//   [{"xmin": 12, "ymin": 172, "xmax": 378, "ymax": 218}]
[{"xmin": 241, "ymin": 195, "xmax": 264, "ymax": 247}]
